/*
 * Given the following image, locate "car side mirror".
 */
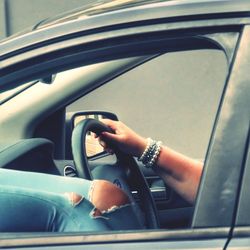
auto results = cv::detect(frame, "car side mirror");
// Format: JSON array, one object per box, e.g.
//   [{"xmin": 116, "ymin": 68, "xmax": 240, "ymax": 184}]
[{"xmin": 66, "ymin": 111, "xmax": 118, "ymax": 158}]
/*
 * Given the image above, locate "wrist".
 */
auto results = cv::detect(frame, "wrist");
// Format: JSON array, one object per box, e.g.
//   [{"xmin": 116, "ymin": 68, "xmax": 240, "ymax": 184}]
[
  {"xmin": 134, "ymin": 137, "xmax": 147, "ymax": 157},
  {"xmin": 138, "ymin": 138, "xmax": 162, "ymax": 168}
]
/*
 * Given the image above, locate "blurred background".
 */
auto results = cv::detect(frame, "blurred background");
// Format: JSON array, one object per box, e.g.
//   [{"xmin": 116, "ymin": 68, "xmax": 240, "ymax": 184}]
[{"xmin": 0, "ymin": 0, "xmax": 92, "ymax": 39}]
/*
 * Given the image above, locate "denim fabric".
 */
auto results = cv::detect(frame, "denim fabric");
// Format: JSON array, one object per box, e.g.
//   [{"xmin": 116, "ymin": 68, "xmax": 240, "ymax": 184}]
[{"xmin": 0, "ymin": 168, "xmax": 144, "ymax": 232}]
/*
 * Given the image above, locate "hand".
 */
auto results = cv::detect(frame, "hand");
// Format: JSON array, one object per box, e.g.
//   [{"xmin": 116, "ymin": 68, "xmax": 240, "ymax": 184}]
[{"xmin": 98, "ymin": 119, "xmax": 147, "ymax": 157}]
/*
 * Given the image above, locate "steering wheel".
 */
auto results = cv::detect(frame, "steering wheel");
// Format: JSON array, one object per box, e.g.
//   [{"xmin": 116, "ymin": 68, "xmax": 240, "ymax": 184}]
[{"xmin": 71, "ymin": 118, "xmax": 159, "ymax": 229}]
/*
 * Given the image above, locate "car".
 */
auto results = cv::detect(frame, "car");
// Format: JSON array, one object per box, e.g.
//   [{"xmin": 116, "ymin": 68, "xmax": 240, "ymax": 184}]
[{"xmin": 0, "ymin": 0, "xmax": 249, "ymax": 249}]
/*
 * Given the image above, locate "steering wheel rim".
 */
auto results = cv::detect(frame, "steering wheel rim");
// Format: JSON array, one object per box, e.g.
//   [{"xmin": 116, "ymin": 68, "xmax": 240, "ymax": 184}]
[{"xmin": 71, "ymin": 118, "xmax": 159, "ymax": 229}]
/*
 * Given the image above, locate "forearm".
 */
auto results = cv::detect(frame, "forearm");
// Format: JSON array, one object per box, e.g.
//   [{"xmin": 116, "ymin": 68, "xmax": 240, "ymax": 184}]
[
  {"xmin": 152, "ymin": 146, "xmax": 203, "ymax": 204},
  {"xmin": 135, "ymin": 137, "xmax": 203, "ymax": 204},
  {"xmin": 100, "ymin": 119, "xmax": 203, "ymax": 205}
]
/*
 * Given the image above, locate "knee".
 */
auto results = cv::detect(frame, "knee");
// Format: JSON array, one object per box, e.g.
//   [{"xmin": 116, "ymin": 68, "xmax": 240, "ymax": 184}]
[{"xmin": 90, "ymin": 180, "xmax": 130, "ymax": 214}]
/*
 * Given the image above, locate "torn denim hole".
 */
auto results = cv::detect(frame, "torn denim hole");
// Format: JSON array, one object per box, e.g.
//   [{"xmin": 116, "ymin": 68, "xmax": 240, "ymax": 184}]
[
  {"xmin": 88, "ymin": 180, "xmax": 96, "ymax": 202},
  {"xmin": 90, "ymin": 203, "xmax": 133, "ymax": 220},
  {"xmin": 102, "ymin": 203, "xmax": 132, "ymax": 214},
  {"xmin": 90, "ymin": 208, "xmax": 110, "ymax": 220},
  {"xmin": 64, "ymin": 192, "xmax": 84, "ymax": 207}
]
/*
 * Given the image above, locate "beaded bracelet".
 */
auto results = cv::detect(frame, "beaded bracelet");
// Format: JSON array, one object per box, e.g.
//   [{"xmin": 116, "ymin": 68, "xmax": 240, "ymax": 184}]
[
  {"xmin": 138, "ymin": 138, "xmax": 162, "ymax": 168},
  {"xmin": 138, "ymin": 138, "xmax": 153, "ymax": 162}
]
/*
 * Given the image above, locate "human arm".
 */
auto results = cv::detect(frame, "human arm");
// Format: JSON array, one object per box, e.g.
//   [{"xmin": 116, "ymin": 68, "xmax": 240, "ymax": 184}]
[{"xmin": 99, "ymin": 119, "xmax": 203, "ymax": 204}]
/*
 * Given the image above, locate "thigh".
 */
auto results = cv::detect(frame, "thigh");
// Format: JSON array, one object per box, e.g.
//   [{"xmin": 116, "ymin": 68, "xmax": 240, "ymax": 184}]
[
  {"xmin": 0, "ymin": 168, "xmax": 92, "ymax": 197},
  {"xmin": 0, "ymin": 184, "xmax": 109, "ymax": 232},
  {"xmin": 0, "ymin": 169, "xmax": 145, "ymax": 231}
]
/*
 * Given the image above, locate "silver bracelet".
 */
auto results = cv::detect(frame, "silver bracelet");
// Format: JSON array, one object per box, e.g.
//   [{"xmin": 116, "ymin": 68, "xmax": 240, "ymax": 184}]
[
  {"xmin": 138, "ymin": 138, "xmax": 162, "ymax": 168},
  {"xmin": 138, "ymin": 138, "xmax": 153, "ymax": 162}
]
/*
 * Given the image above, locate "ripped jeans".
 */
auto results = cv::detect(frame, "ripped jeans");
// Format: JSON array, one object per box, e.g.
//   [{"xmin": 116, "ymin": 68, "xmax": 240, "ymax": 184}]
[{"xmin": 0, "ymin": 168, "xmax": 144, "ymax": 232}]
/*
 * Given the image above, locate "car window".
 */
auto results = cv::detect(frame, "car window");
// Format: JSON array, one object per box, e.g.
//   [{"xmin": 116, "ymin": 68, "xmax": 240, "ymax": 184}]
[{"xmin": 67, "ymin": 49, "xmax": 227, "ymax": 160}]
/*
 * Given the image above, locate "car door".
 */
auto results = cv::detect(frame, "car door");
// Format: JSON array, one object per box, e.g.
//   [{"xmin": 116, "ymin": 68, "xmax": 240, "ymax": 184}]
[
  {"xmin": 53, "ymin": 23, "xmax": 250, "ymax": 250},
  {"xmin": 228, "ymin": 140, "xmax": 250, "ymax": 249},
  {"xmin": 0, "ymin": 30, "xmax": 244, "ymax": 250},
  {"xmin": 226, "ymin": 26, "xmax": 250, "ymax": 250}
]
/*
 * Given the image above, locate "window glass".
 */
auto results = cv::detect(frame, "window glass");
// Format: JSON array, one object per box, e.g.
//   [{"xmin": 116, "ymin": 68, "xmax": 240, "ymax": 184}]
[{"xmin": 67, "ymin": 49, "xmax": 227, "ymax": 159}]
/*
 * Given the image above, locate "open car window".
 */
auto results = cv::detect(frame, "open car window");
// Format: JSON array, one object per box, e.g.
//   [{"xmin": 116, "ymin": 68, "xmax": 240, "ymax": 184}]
[
  {"xmin": 68, "ymin": 49, "xmax": 227, "ymax": 160},
  {"xmin": 66, "ymin": 47, "xmax": 228, "ymax": 230}
]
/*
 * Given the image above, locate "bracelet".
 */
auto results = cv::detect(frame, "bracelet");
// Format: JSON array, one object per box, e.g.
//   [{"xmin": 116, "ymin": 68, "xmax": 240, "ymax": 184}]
[
  {"xmin": 138, "ymin": 138, "xmax": 162, "ymax": 168},
  {"xmin": 138, "ymin": 138, "xmax": 153, "ymax": 162}
]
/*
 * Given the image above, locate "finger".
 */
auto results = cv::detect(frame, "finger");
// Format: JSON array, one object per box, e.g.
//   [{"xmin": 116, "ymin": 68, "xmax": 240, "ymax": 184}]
[
  {"xmin": 98, "ymin": 137, "xmax": 114, "ymax": 154},
  {"xmin": 100, "ymin": 119, "xmax": 119, "ymax": 131},
  {"xmin": 101, "ymin": 131, "xmax": 121, "ymax": 143}
]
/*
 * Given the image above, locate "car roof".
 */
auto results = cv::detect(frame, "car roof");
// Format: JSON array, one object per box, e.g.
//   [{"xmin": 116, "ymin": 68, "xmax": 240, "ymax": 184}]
[
  {"xmin": 36, "ymin": 0, "xmax": 169, "ymax": 29},
  {"xmin": 1, "ymin": 0, "xmax": 176, "ymax": 43},
  {"xmin": 1, "ymin": 0, "xmax": 250, "ymax": 43},
  {"xmin": 24, "ymin": 0, "xmax": 250, "ymax": 30}
]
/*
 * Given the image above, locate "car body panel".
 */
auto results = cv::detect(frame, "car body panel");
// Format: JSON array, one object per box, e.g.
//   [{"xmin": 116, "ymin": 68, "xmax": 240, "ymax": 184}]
[
  {"xmin": 228, "ymin": 238, "xmax": 250, "ymax": 250},
  {"xmin": 229, "ymin": 129, "xmax": 250, "ymax": 248},
  {"xmin": 1, "ymin": 0, "xmax": 250, "ymax": 52},
  {"xmin": 0, "ymin": 228, "xmax": 230, "ymax": 249},
  {"xmin": 35, "ymin": 0, "xmax": 250, "ymax": 29},
  {"xmin": 235, "ymin": 138, "xmax": 250, "ymax": 226},
  {"xmin": 193, "ymin": 25, "xmax": 250, "ymax": 228}
]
